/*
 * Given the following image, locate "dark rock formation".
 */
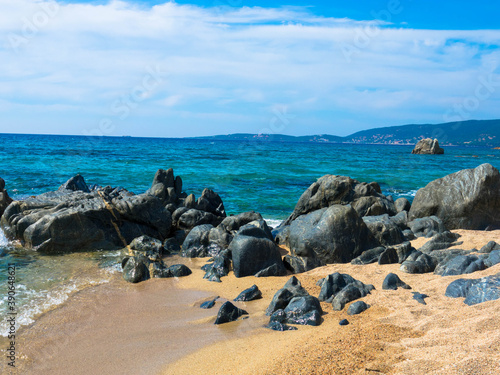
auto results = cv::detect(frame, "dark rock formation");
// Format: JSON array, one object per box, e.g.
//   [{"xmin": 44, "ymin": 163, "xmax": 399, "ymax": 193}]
[
  {"xmin": 177, "ymin": 209, "xmax": 224, "ymax": 232},
  {"xmin": 351, "ymin": 247, "xmax": 385, "ymax": 265},
  {"xmin": 282, "ymin": 175, "xmax": 395, "ymax": 225},
  {"xmin": 122, "ymin": 256, "xmax": 150, "ymax": 283},
  {"xmin": 378, "ymin": 246, "xmax": 399, "ymax": 265},
  {"xmin": 435, "ymin": 255, "xmax": 487, "ymax": 276},
  {"xmin": 408, "ymin": 216, "xmax": 446, "ymax": 238},
  {"xmin": 480, "ymin": 241, "xmax": 500, "ymax": 253},
  {"xmin": 347, "ymin": 301, "xmax": 370, "ymax": 315},
  {"xmin": 382, "ymin": 273, "xmax": 411, "ymax": 290},
  {"xmin": 317, "ymin": 272, "xmax": 375, "ymax": 310},
  {"xmin": 484, "ymin": 250, "xmax": 500, "ymax": 268},
  {"xmin": 283, "ymin": 254, "xmax": 322, "ymax": 274},
  {"xmin": 411, "ymin": 138, "xmax": 444, "ymax": 155},
  {"xmin": 181, "ymin": 224, "xmax": 218, "ymax": 258},
  {"xmin": 202, "ymin": 250, "xmax": 231, "ymax": 282},
  {"xmin": 445, "ymin": 273, "xmax": 500, "ymax": 305},
  {"xmin": 214, "ymin": 301, "xmax": 248, "ymax": 325},
  {"xmin": 409, "ymin": 164, "xmax": 500, "ymax": 230},
  {"xmin": 164, "ymin": 264, "xmax": 192, "ymax": 277},
  {"xmin": 266, "ymin": 276, "xmax": 309, "ymax": 316},
  {"xmin": 230, "ymin": 222, "xmax": 286, "ymax": 278},
  {"xmin": 288, "ymin": 205, "xmax": 376, "ymax": 266},
  {"xmin": 418, "ymin": 231, "xmax": 462, "ymax": 253},
  {"xmin": 0, "ymin": 177, "xmax": 13, "ymax": 219},
  {"xmin": 339, "ymin": 319, "xmax": 349, "ymax": 326},
  {"xmin": 266, "ymin": 321, "xmax": 298, "ymax": 331},
  {"xmin": 234, "ymin": 285, "xmax": 262, "ymax": 302},
  {"xmin": 400, "ymin": 251, "xmax": 437, "ymax": 274},
  {"xmin": 129, "ymin": 235, "xmax": 164, "ymax": 260},
  {"xmin": 218, "ymin": 211, "xmax": 263, "ymax": 234},
  {"xmin": 362, "ymin": 214, "xmax": 405, "ymax": 247},
  {"xmin": 196, "ymin": 188, "xmax": 226, "ymax": 217}
]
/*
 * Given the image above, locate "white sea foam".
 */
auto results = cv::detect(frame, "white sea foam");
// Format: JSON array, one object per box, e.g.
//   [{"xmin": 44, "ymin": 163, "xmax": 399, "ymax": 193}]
[
  {"xmin": 0, "ymin": 229, "xmax": 9, "ymax": 247},
  {"xmin": 264, "ymin": 218, "xmax": 284, "ymax": 229},
  {"xmin": 0, "ymin": 277, "xmax": 111, "ymax": 337}
]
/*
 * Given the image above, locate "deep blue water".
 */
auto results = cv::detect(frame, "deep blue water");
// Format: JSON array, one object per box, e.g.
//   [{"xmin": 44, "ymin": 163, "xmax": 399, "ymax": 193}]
[{"xmin": 0, "ymin": 132, "xmax": 499, "ymax": 334}]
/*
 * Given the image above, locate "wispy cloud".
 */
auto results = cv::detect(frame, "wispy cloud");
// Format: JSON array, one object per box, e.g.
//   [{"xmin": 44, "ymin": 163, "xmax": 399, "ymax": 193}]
[{"xmin": 1, "ymin": 0, "xmax": 499, "ymax": 137}]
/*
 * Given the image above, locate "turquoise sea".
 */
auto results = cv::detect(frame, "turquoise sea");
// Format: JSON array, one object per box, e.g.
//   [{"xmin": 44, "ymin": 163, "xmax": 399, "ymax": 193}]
[{"xmin": 1, "ymin": 133, "xmax": 500, "ymax": 334}]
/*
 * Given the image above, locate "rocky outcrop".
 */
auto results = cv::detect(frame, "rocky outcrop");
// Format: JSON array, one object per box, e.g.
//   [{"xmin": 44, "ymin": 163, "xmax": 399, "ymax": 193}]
[
  {"xmin": 282, "ymin": 175, "xmax": 395, "ymax": 225},
  {"xmin": 408, "ymin": 164, "xmax": 500, "ymax": 230},
  {"xmin": 411, "ymin": 138, "xmax": 444, "ymax": 154},
  {"xmin": 0, "ymin": 177, "xmax": 13, "ymax": 218},
  {"xmin": 317, "ymin": 272, "xmax": 375, "ymax": 310},
  {"xmin": 214, "ymin": 302, "xmax": 248, "ymax": 324},
  {"xmin": 288, "ymin": 205, "xmax": 377, "ymax": 266}
]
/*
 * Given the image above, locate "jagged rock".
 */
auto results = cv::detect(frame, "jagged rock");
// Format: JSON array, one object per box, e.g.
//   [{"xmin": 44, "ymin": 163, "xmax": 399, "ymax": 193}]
[
  {"xmin": 411, "ymin": 138, "xmax": 444, "ymax": 154},
  {"xmin": 391, "ymin": 242, "xmax": 415, "ymax": 263},
  {"xmin": 480, "ymin": 241, "xmax": 500, "ymax": 253},
  {"xmin": 332, "ymin": 283, "xmax": 375, "ymax": 311},
  {"xmin": 382, "ymin": 273, "xmax": 411, "ymax": 290},
  {"xmin": 283, "ymin": 296, "xmax": 323, "ymax": 326},
  {"xmin": 234, "ymin": 285, "xmax": 262, "ymax": 301},
  {"xmin": 214, "ymin": 302, "xmax": 248, "ymax": 325},
  {"xmin": 351, "ymin": 247, "xmax": 385, "ymax": 265},
  {"xmin": 400, "ymin": 252, "xmax": 437, "ymax": 274},
  {"xmin": 203, "ymin": 250, "xmax": 231, "ymax": 282},
  {"xmin": 58, "ymin": 174, "xmax": 90, "ymax": 193},
  {"xmin": 230, "ymin": 224, "xmax": 286, "ymax": 278},
  {"xmin": 196, "ymin": 188, "xmax": 226, "ymax": 217},
  {"xmin": 445, "ymin": 273, "xmax": 500, "ymax": 305},
  {"xmin": 409, "ymin": 164, "xmax": 500, "ymax": 230},
  {"xmin": 129, "ymin": 235, "xmax": 164, "ymax": 260},
  {"xmin": 391, "ymin": 211, "xmax": 409, "ymax": 230},
  {"xmin": 208, "ymin": 227, "xmax": 233, "ymax": 249},
  {"xmin": 378, "ymin": 246, "xmax": 399, "ymax": 265},
  {"xmin": 237, "ymin": 220, "xmax": 274, "ymax": 242},
  {"xmin": 352, "ymin": 196, "xmax": 397, "ymax": 217},
  {"xmin": 419, "ymin": 231, "xmax": 462, "ymax": 253},
  {"xmin": 181, "ymin": 224, "xmax": 218, "ymax": 258},
  {"xmin": 0, "ymin": 177, "xmax": 13, "ymax": 218},
  {"xmin": 266, "ymin": 276, "xmax": 309, "ymax": 316},
  {"xmin": 288, "ymin": 205, "xmax": 376, "ymax": 265},
  {"xmin": 254, "ymin": 263, "xmax": 287, "ymax": 278},
  {"xmin": 395, "ymin": 198, "xmax": 411, "ymax": 213},
  {"xmin": 347, "ymin": 301, "xmax": 370, "ymax": 315},
  {"xmin": 317, "ymin": 272, "xmax": 374, "ymax": 310},
  {"xmin": 283, "ymin": 175, "xmax": 395, "ymax": 225},
  {"xmin": 177, "ymin": 209, "xmax": 224, "ymax": 231},
  {"xmin": 408, "ymin": 216, "xmax": 446, "ymax": 238},
  {"xmin": 283, "ymin": 254, "xmax": 323, "ymax": 274},
  {"xmin": 362, "ymin": 214, "xmax": 405, "ymax": 247}
]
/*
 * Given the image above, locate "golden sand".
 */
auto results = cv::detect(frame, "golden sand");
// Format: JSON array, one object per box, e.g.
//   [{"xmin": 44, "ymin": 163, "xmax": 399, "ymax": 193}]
[{"xmin": 4, "ymin": 230, "xmax": 500, "ymax": 375}]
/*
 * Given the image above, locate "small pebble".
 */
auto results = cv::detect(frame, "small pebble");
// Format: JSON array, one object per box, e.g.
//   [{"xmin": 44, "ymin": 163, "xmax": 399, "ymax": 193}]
[{"xmin": 339, "ymin": 319, "xmax": 349, "ymax": 326}]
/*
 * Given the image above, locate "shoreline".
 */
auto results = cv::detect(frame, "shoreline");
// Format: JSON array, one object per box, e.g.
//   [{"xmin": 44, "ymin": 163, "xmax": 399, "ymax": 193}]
[{"xmin": 3, "ymin": 230, "xmax": 500, "ymax": 374}]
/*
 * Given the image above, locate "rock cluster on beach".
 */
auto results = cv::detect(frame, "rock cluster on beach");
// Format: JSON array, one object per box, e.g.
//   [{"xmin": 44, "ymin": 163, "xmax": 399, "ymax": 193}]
[
  {"xmin": 1, "ymin": 162, "xmax": 500, "ymax": 333},
  {"xmin": 411, "ymin": 138, "xmax": 444, "ymax": 154}
]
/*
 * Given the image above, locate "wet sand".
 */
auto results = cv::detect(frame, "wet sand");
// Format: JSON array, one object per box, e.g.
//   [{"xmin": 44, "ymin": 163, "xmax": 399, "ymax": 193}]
[{"xmin": 3, "ymin": 230, "xmax": 500, "ymax": 374}]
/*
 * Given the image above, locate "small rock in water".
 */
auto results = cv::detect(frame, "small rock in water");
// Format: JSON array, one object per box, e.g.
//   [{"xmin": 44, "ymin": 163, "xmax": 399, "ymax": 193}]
[
  {"xmin": 412, "ymin": 292, "xmax": 429, "ymax": 305},
  {"xmin": 339, "ymin": 319, "xmax": 349, "ymax": 326},
  {"xmin": 214, "ymin": 301, "xmax": 248, "ymax": 325},
  {"xmin": 234, "ymin": 285, "xmax": 262, "ymax": 302},
  {"xmin": 200, "ymin": 296, "xmax": 219, "ymax": 309}
]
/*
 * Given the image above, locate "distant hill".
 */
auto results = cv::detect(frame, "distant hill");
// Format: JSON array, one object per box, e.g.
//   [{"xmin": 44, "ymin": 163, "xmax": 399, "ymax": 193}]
[{"xmin": 191, "ymin": 119, "xmax": 500, "ymax": 147}]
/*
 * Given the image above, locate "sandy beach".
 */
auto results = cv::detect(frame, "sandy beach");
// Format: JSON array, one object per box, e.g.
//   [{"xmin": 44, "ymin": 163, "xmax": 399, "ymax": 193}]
[{"xmin": 3, "ymin": 229, "xmax": 500, "ymax": 375}]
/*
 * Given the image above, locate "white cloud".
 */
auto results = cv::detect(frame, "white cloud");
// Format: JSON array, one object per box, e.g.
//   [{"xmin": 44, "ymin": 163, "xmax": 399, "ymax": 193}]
[{"xmin": 0, "ymin": 0, "xmax": 499, "ymax": 137}]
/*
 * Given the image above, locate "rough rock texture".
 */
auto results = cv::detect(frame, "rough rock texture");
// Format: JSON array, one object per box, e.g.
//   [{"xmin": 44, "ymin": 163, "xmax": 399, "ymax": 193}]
[
  {"xmin": 445, "ymin": 273, "xmax": 500, "ymax": 305},
  {"xmin": 181, "ymin": 224, "xmax": 219, "ymax": 258},
  {"xmin": 418, "ymin": 231, "xmax": 462, "ymax": 253},
  {"xmin": 394, "ymin": 198, "xmax": 411, "ymax": 213},
  {"xmin": 400, "ymin": 251, "xmax": 438, "ymax": 274},
  {"xmin": 0, "ymin": 177, "xmax": 13, "ymax": 219},
  {"xmin": 351, "ymin": 247, "xmax": 385, "ymax": 265},
  {"xmin": 288, "ymin": 205, "xmax": 377, "ymax": 265},
  {"xmin": 230, "ymin": 222, "xmax": 286, "ymax": 278},
  {"xmin": 202, "ymin": 250, "xmax": 231, "ymax": 282},
  {"xmin": 434, "ymin": 255, "xmax": 486, "ymax": 276},
  {"xmin": 196, "ymin": 188, "xmax": 226, "ymax": 217},
  {"xmin": 317, "ymin": 272, "xmax": 375, "ymax": 311},
  {"xmin": 218, "ymin": 211, "xmax": 263, "ymax": 234},
  {"xmin": 267, "ymin": 294, "xmax": 323, "ymax": 327},
  {"xmin": 214, "ymin": 302, "xmax": 248, "ymax": 325},
  {"xmin": 362, "ymin": 215, "xmax": 405, "ymax": 247},
  {"xmin": 129, "ymin": 235, "xmax": 164, "ymax": 260},
  {"xmin": 411, "ymin": 138, "xmax": 444, "ymax": 154},
  {"xmin": 122, "ymin": 256, "xmax": 150, "ymax": 283},
  {"xmin": 234, "ymin": 285, "xmax": 262, "ymax": 302},
  {"xmin": 282, "ymin": 175, "xmax": 395, "ymax": 225},
  {"xmin": 266, "ymin": 276, "xmax": 309, "ymax": 316},
  {"xmin": 480, "ymin": 241, "xmax": 500, "ymax": 253},
  {"xmin": 283, "ymin": 254, "xmax": 323, "ymax": 275},
  {"xmin": 382, "ymin": 273, "xmax": 411, "ymax": 290},
  {"xmin": 409, "ymin": 164, "xmax": 500, "ymax": 230},
  {"xmin": 408, "ymin": 216, "xmax": 446, "ymax": 238}
]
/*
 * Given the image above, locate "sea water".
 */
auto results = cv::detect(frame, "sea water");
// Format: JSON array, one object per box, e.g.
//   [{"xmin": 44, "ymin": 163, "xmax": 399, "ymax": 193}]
[{"xmin": 1, "ymin": 133, "xmax": 499, "ymax": 334}]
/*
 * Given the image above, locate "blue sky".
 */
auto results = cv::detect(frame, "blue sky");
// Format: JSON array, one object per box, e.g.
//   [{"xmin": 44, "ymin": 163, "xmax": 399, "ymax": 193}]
[{"xmin": 1, "ymin": 0, "xmax": 499, "ymax": 137}]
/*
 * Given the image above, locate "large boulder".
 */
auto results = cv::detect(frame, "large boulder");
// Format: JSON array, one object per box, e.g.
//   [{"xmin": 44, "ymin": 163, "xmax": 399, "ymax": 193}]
[
  {"xmin": 445, "ymin": 273, "xmax": 500, "ymax": 305},
  {"xmin": 288, "ymin": 205, "xmax": 377, "ymax": 265},
  {"xmin": 1, "ymin": 173, "xmax": 173, "ymax": 253},
  {"xmin": 196, "ymin": 188, "xmax": 226, "ymax": 217},
  {"xmin": 362, "ymin": 214, "xmax": 405, "ymax": 247},
  {"xmin": 411, "ymin": 138, "xmax": 444, "ymax": 154},
  {"xmin": 218, "ymin": 211, "xmax": 263, "ymax": 234},
  {"xmin": 283, "ymin": 175, "xmax": 395, "ymax": 225},
  {"xmin": 409, "ymin": 164, "xmax": 500, "ymax": 230},
  {"xmin": 229, "ymin": 224, "xmax": 286, "ymax": 278}
]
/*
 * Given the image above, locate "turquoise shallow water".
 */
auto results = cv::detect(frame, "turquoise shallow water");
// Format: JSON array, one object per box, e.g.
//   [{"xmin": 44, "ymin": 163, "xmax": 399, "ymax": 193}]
[{"xmin": 0, "ymin": 133, "xmax": 499, "ymax": 334}]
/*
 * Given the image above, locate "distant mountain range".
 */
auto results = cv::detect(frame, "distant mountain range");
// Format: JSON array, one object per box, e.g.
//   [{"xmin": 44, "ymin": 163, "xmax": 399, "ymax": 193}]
[{"xmin": 191, "ymin": 119, "xmax": 500, "ymax": 147}]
